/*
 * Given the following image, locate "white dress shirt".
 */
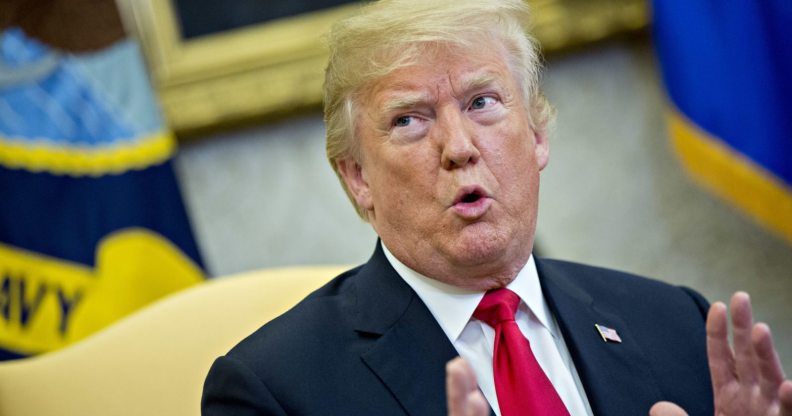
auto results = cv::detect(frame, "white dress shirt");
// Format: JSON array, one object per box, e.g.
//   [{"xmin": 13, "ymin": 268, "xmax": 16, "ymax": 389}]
[{"xmin": 382, "ymin": 242, "xmax": 593, "ymax": 416}]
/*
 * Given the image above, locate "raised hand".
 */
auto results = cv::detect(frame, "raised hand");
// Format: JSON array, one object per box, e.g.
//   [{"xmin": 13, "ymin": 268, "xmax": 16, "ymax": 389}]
[
  {"xmin": 707, "ymin": 292, "xmax": 792, "ymax": 415},
  {"xmin": 651, "ymin": 292, "xmax": 792, "ymax": 416}
]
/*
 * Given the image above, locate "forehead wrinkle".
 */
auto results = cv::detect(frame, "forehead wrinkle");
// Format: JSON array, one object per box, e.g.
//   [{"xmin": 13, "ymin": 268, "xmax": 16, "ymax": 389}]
[{"xmin": 371, "ymin": 55, "xmax": 511, "ymax": 115}]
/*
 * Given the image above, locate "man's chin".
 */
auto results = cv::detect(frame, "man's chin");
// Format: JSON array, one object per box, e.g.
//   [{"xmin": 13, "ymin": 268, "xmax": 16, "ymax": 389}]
[{"xmin": 446, "ymin": 226, "xmax": 528, "ymax": 270}]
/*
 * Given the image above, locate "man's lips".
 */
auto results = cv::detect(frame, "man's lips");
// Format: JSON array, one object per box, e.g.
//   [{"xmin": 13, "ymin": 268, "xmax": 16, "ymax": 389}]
[{"xmin": 452, "ymin": 186, "xmax": 492, "ymax": 219}]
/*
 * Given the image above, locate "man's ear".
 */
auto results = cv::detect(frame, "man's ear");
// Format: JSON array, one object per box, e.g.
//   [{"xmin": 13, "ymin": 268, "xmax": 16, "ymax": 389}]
[
  {"xmin": 533, "ymin": 128, "xmax": 550, "ymax": 171},
  {"xmin": 336, "ymin": 157, "xmax": 374, "ymax": 211}
]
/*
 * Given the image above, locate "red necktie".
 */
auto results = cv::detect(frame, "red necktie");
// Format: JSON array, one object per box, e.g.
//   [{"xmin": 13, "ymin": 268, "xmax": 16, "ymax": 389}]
[{"xmin": 474, "ymin": 288, "xmax": 570, "ymax": 416}]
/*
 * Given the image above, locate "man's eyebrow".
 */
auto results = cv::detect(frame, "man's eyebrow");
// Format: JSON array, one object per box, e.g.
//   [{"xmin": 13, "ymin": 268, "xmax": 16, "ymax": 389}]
[
  {"xmin": 379, "ymin": 73, "xmax": 501, "ymax": 113},
  {"xmin": 381, "ymin": 92, "xmax": 433, "ymax": 113},
  {"xmin": 458, "ymin": 73, "xmax": 499, "ymax": 93}
]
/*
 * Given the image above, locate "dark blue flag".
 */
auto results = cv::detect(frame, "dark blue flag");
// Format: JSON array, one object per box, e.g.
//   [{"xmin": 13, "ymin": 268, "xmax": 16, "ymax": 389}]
[
  {"xmin": 0, "ymin": 28, "xmax": 205, "ymax": 359},
  {"xmin": 653, "ymin": 0, "xmax": 792, "ymax": 243}
]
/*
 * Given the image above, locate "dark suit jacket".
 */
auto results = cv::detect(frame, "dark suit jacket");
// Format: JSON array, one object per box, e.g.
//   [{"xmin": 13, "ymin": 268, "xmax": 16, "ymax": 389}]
[{"xmin": 202, "ymin": 244, "xmax": 714, "ymax": 415}]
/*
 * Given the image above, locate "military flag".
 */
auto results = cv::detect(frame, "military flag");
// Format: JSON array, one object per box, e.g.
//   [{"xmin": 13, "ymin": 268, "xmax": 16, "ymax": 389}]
[{"xmin": 0, "ymin": 28, "xmax": 205, "ymax": 360}]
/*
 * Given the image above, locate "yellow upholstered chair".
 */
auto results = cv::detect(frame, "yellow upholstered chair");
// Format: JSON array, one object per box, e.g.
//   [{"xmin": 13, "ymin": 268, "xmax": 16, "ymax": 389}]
[{"xmin": 0, "ymin": 265, "xmax": 346, "ymax": 416}]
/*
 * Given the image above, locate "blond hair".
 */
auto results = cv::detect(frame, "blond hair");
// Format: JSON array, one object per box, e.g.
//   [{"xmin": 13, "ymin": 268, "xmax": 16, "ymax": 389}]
[{"xmin": 324, "ymin": 0, "xmax": 554, "ymax": 218}]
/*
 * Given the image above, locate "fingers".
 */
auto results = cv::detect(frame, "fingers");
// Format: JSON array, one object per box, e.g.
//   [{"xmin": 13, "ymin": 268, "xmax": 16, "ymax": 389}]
[
  {"xmin": 751, "ymin": 323, "xmax": 786, "ymax": 400},
  {"xmin": 447, "ymin": 357, "xmax": 472, "ymax": 416},
  {"xmin": 447, "ymin": 357, "xmax": 488, "ymax": 416},
  {"xmin": 707, "ymin": 292, "xmax": 792, "ymax": 416},
  {"xmin": 780, "ymin": 380, "xmax": 792, "ymax": 416},
  {"xmin": 706, "ymin": 301, "xmax": 734, "ymax": 392},
  {"xmin": 730, "ymin": 292, "xmax": 758, "ymax": 383},
  {"xmin": 464, "ymin": 391, "xmax": 489, "ymax": 416},
  {"xmin": 755, "ymin": 325, "xmax": 792, "ymax": 416},
  {"xmin": 649, "ymin": 401, "xmax": 689, "ymax": 416}
]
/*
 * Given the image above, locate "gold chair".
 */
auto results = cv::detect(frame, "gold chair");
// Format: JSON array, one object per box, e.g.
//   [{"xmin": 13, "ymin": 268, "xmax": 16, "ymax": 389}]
[{"xmin": 0, "ymin": 265, "xmax": 346, "ymax": 416}]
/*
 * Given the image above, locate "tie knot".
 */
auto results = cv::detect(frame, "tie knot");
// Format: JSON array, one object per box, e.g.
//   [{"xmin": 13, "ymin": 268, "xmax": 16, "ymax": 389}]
[{"xmin": 473, "ymin": 288, "xmax": 520, "ymax": 327}]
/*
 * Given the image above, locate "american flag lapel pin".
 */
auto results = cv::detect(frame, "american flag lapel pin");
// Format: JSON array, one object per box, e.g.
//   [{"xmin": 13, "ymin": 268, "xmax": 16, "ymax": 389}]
[{"xmin": 595, "ymin": 324, "xmax": 622, "ymax": 343}]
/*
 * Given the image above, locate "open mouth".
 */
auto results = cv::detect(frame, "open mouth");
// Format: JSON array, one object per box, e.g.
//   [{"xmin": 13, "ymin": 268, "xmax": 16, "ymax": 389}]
[
  {"xmin": 454, "ymin": 187, "xmax": 487, "ymax": 205},
  {"xmin": 452, "ymin": 186, "xmax": 492, "ymax": 219},
  {"xmin": 460, "ymin": 191, "xmax": 482, "ymax": 204}
]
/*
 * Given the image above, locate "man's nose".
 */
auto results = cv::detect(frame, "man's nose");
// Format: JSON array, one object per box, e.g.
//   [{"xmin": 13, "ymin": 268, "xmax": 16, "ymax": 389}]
[{"xmin": 438, "ymin": 109, "xmax": 480, "ymax": 170}]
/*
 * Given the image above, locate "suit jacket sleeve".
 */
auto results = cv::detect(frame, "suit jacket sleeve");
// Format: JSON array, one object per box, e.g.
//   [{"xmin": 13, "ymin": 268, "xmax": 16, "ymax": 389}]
[
  {"xmin": 202, "ymin": 355, "xmax": 287, "ymax": 416},
  {"xmin": 680, "ymin": 285, "xmax": 710, "ymax": 317}
]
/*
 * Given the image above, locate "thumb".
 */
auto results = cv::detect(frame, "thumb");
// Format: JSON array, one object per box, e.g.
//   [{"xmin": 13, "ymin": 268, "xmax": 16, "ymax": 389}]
[{"xmin": 649, "ymin": 401, "xmax": 688, "ymax": 416}]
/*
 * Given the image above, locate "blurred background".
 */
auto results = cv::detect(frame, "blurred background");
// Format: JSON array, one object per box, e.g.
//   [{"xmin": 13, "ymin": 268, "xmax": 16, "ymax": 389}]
[{"xmin": 1, "ymin": 0, "xmax": 790, "ymax": 374}]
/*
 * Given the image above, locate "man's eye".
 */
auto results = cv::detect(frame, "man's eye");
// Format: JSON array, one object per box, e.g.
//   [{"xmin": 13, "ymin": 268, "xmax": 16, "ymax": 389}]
[
  {"xmin": 469, "ymin": 96, "xmax": 495, "ymax": 110},
  {"xmin": 393, "ymin": 116, "xmax": 412, "ymax": 127}
]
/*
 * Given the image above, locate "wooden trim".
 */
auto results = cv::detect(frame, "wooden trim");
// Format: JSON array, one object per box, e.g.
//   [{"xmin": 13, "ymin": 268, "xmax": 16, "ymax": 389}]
[{"xmin": 116, "ymin": 0, "xmax": 648, "ymax": 136}]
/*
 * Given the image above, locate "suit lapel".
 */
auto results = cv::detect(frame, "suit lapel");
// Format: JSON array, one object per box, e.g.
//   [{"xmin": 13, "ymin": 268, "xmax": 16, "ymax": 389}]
[
  {"xmin": 361, "ymin": 295, "xmax": 460, "ymax": 415},
  {"xmin": 537, "ymin": 259, "xmax": 664, "ymax": 416},
  {"xmin": 353, "ymin": 244, "xmax": 460, "ymax": 416},
  {"xmin": 354, "ymin": 247, "xmax": 664, "ymax": 415}
]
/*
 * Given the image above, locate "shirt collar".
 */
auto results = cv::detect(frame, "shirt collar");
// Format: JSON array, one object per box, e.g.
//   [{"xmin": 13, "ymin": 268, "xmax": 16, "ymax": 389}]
[{"xmin": 381, "ymin": 241, "xmax": 556, "ymax": 343}]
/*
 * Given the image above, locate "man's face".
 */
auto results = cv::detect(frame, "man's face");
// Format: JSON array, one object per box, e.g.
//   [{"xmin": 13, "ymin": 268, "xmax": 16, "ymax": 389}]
[{"xmin": 337, "ymin": 43, "xmax": 549, "ymax": 290}]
